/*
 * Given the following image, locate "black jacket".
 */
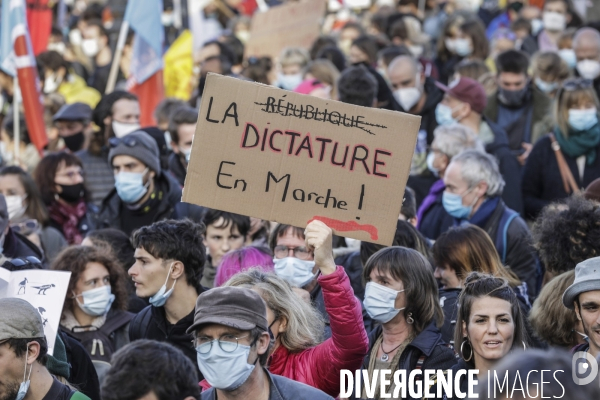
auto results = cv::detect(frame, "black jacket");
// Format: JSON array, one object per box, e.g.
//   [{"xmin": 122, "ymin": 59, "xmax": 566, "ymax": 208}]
[
  {"xmin": 129, "ymin": 304, "xmax": 203, "ymax": 380},
  {"xmin": 351, "ymin": 323, "xmax": 457, "ymax": 400},
  {"xmin": 438, "ymin": 288, "xmax": 461, "ymax": 349},
  {"xmin": 522, "ymin": 135, "xmax": 600, "ymax": 219},
  {"xmin": 472, "ymin": 198, "xmax": 538, "ymax": 300},
  {"xmin": 3, "ymin": 228, "xmax": 44, "ymax": 263},
  {"xmin": 168, "ymin": 152, "xmax": 187, "ymax": 187},
  {"xmin": 59, "ymin": 330, "xmax": 101, "ymax": 400},
  {"xmin": 483, "ymin": 117, "xmax": 524, "ymax": 215},
  {"xmin": 97, "ymin": 171, "xmax": 205, "ymax": 234}
]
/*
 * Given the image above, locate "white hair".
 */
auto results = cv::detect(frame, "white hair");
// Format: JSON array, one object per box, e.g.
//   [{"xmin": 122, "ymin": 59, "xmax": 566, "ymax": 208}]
[
  {"xmin": 433, "ymin": 124, "xmax": 485, "ymax": 159},
  {"xmin": 451, "ymin": 149, "xmax": 505, "ymax": 197}
]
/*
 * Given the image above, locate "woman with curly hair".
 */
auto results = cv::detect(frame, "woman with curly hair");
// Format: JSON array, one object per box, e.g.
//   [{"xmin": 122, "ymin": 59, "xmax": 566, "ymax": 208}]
[
  {"xmin": 532, "ymin": 195, "xmax": 600, "ymax": 281},
  {"xmin": 52, "ymin": 245, "xmax": 133, "ymax": 383}
]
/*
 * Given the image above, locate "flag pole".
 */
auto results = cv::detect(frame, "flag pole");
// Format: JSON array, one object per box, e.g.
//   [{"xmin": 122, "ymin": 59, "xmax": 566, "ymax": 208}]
[
  {"xmin": 105, "ymin": 20, "xmax": 130, "ymax": 94},
  {"xmin": 13, "ymin": 77, "xmax": 20, "ymax": 162}
]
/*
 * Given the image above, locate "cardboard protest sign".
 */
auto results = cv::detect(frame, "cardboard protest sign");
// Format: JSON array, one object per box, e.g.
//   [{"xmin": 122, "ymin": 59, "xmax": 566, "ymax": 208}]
[
  {"xmin": 0, "ymin": 268, "xmax": 72, "ymax": 355},
  {"xmin": 182, "ymin": 73, "xmax": 421, "ymax": 245},
  {"xmin": 244, "ymin": 0, "xmax": 326, "ymax": 61}
]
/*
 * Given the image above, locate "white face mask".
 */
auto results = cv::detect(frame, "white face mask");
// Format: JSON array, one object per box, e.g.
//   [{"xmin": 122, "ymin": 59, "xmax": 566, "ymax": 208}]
[
  {"xmin": 112, "ymin": 121, "xmax": 141, "ymax": 138},
  {"xmin": 277, "ymin": 73, "xmax": 303, "ymax": 91},
  {"xmin": 577, "ymin": 59, "xmax": 600, "ymax": 80},
  {"xmin": 43, "ymin": 73, "xmax": 62, "ymax": 94},
  {"xmin": 69, "ymin": 29, "xmax": 82, "ymax": 46},
  {"xmin": 408, "ymin": 45, "xmax": 424, "ymax": 58},
  {"xmin": 47, "ymin": 42, "xmax": 66, "ymax": 54},
  {"xmin": 181, "ymin": 148, "xmax": 192, "ymax": 163},
  {"xmin": 542, "ymin": 11, "xmax": 567, "ymax": 32},
  {"xmin": 273, "ymin": 257, "xmax": 316, "ymax": 287},
  {"xmin": 363, "ymin": 281, "xmax": 405, "ymax": 323},
  {"xmin": 559, "ymin": 49, "xmax": 577, "ymax": 69},
  {"xmin": 6, "ymin": 195, "xmax": 26, "ymax": 220},
  {"xmin": 81, "ymin": 38, "xmax": 99, "ymax": 57},
  {"xmin": 530, "ymin": 18, "xmax": 544, "ymax": 36},
  {"xmin": 393, "ymin": 74, "xmax": 422, "ymax": 111}
]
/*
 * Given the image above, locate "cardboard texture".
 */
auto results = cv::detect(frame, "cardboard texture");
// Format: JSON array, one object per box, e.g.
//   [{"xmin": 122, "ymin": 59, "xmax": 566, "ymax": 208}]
[
  {"xmin": 244, "ymin": 0, "xmax": 326, "ymax": 61},
  {"xmin": 182, "ymin": 73, "xmax": 421, "ymax": 245}
]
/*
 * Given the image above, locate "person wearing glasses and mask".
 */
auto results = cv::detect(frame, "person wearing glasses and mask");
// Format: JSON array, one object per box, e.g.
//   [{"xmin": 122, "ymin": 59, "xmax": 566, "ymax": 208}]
[
  {"xmin": 522, "ymin": 78, "xmax": 600, "ymax": 220},
  {"xmin": 52, "ymin": 246, "xmax": 133, "ymax": 384},
  {"xmin": 97, "ymin": 130, "xmax": 201, "ymax": 235},
  {"xmin": 33, "ymin": 152, "xmax": 97, "ymax": 245},
  {"xmin": 127, "ymin": 219, "xmax": 206, "ymax": 380},
  {"xmin": 189, "ymin": 286, "xmax": 334, "ymax": 400}
]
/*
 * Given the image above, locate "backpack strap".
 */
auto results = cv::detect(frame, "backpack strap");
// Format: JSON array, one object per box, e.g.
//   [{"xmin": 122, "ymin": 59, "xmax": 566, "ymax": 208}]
[
  {"xmin": 494, "ymin": 207, "xmax": 519, "ymax": 264},
  {"xmin": 98, "ymin": 311, "xmax": 134, "ymax": 337},
  {"xmin": 129, "ymin": 307, "xmax": 152, "ymax": 341}
]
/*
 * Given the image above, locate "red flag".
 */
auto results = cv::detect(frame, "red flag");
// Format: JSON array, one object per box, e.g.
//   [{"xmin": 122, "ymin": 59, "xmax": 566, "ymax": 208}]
[
  {"xmin": 129, "ymin": 71, "xmax": 164, "ymax": 127},
  {"xmin": 26, "ymin": 0, "xmax": 52, "ymax": 55},
  {"xmin": 14, "ymin": 32, "xmax": 48, "ymax": 152}
]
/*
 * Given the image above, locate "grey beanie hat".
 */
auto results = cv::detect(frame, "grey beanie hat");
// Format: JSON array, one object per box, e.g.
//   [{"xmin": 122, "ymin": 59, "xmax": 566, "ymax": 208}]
[
  {"xmin": 108, "ymin": 131, "xmax": 161, "ymax": 174},
  {"xmin": 562, "ymin": 257, "xmax": 600, "ymax": 309}
]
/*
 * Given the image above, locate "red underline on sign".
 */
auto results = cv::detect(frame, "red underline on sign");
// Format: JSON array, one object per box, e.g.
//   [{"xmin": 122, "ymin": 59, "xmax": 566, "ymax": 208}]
[{"xmin": 308, "ymin": 216, "xmax": 379, "ymax": 241}]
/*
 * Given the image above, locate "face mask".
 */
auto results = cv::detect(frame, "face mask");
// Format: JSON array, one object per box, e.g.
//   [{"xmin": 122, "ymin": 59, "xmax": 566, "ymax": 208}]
[
  {"xmin": 112, "ymin": 121, "xmax": 141, "ymax": 138},
  {"xmin": 57, "ymin": 183, "xmax": 85, "ymax": 203},
  {"xmin": 115, "ymin": 168, "xmax": 150, "ymax": 204},
  {"xmin": 394, "ymin": 87, "xmax": 422, "ymax": 112},
  {"xmin": 363, "ymin": 282, "xmax": 405, "ymax": 323},
  {"xmin": 69, "ymin": 29, "xmax": 82, "ymax": 46},
  {"xmin": 559, "ymin": 49, "xmax": 577, "ymax": 69},
  {"xmin": 543, "ymin": 11, "xmax": 566, "ymax": 32},
  {"xmin": 63, "ymin": 131, "xmax": 85, "ymax": 152},
  {"xmin": 408, "ymin": 45, "xmax": 424, "ymax": 58},
  {"xmin": 452, "ymin": 38, "xmax": 472, "ymax": 57},
  {"xmin": 196, "ymin": 343, "xmax": 256, "ymax": 391},
  {"xmin": 273, "ymin": 257, "xmax": 316, "ymax": 287},
  {"xmin": 534, "ymin": 77, "xmax": 558, "ymax": 94},
  {"xmin": 577, "ymin": 59, "xmax": 600, "ymax": 80},
  {"xmin": 339, "ymin": 39, "xmax": 353, "ymax": 56},
  {"xmin": 43, "ymin": 73, "xmax": 61, "ymax": 94},
  {"xmin": 149, "ymin": 263, "xmax": 176, "ymax": 307},
  {"xmin": 236, "ymin": 30, "xmax": 250, "ymax": 44},
  {"xmin": 277, "ymin": 73, "xmax": 303, "ymax": 91},
  {"xmin": 16, "ymin": 348, "xmax": 33, "ymax": 400},
  {"xmin": 575, "ymin": 330, "xmax": 589, "ymax": 342},
  {"xmin": 442, "ymin": 189, "xmax": 477, "ymax": 219},
  {"xmin": 47, "ymin": 41, "xmax": 66, "ymax": 54},
  {"xmin": 181, "ymin": 148, "xmax": 192, "ymax": 163},
  {"xmin": 161, "ymin": 12, "xmax": 174, "ymax": 26},
  {"xmin": 81, "ymin": 38, "xmax": 99, "ymax": 57},
  {"xmin": 498, "ymin": 86, "xmax": 529, "ymax": 107},
  {"xmin": 6, "ymin": 195, "xmax": 26, "ymax": 220},
  {"xmin": 426, "ymin": 152, "xmax": 439, "ymax": 177},
  {"xmin": 75, "ymin": 286, "xmax": 115, "ymax": 316},
  {"xmin": 376, "ymin": 67, "xmax": 388, "ymax": 81},
  {"xmin": 435, "ymin": 103, "xmax": 458, "ymax": 126},
  {"xmin": 568, "ymin": 108, "xmax": 599, "ymax": 131},
  {"xmin": 530, "ymin": 18, "xmax": 544, "ymax": 36}
]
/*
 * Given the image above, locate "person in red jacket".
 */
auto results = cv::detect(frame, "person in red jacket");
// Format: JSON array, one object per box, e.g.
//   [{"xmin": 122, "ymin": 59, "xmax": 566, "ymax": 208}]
[{"xmin": 208, "ymin": 220, "xmax": 369, "ymax": 397}]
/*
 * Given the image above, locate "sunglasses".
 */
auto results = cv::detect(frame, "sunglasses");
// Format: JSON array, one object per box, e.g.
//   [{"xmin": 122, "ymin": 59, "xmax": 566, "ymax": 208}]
[
  {"xmin": 9, "ymin": 256, "xmax": 42, "ymax": 267},
  {"xmin": 11, "ymin": 219, "xmax": 40, "ymax": 236},
  {"xmin": 562, "ymin": 78, "xmax": 593, "ymax": 91}
]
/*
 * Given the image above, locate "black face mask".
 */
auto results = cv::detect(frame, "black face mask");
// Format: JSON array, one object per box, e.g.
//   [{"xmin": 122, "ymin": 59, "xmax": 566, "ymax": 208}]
[
  {"xmin": 498, "ymin": 86, "xmax": 529, "ymax": 107},
  {"xmin": 57, "ymin": 183, "xmax": 85, "ymax": 203},
  {"xmin": 62, "ymin": 131, "xmax": 85, "ymax": 152}
]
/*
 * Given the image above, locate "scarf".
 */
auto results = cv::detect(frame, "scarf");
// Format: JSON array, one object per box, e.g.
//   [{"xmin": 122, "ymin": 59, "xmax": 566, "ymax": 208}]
[
  {"xmin": 554, "ymin": 124, "xmax": 600, "ymax": 165},
  {"xmin": 48, "ymin": 199, "xmax": 87, "ymax": 244}
]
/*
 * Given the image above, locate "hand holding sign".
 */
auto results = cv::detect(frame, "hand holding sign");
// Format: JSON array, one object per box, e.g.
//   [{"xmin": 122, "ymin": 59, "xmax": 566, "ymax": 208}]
[{"xmin": 305, "ymin": 220, "xmax": 336, "ymax": 276}]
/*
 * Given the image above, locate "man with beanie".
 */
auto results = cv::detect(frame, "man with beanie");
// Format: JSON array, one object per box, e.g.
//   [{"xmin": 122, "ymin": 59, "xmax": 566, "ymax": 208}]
[
  {"xmin": 97, "ymin": 130, "xmax": 195, "ymax": 235},
  {"xmin": 0, "ymin": 298, "xmax": 91, "ymax": 399},
  {"xmin": 52, "ymin": 103, "xmax": 94, "ymax": 153},
  {"xmin": 189, "ymin": 286, "xmax": 333, "ymax": 400},
  {"xmin": 434, "ymin": 76, "xmax": 523, "ymax": 215}
]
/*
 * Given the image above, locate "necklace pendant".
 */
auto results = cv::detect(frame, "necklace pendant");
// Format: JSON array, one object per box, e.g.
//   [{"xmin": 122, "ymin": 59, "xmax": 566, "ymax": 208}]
[{"xmin": 380, "ymin": 353, "xmax": 389, "ymax": 362}]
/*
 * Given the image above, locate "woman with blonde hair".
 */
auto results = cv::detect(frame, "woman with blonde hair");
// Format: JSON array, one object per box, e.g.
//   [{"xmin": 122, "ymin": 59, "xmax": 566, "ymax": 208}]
[
  {"xmin": 523, "ymin": 78, "xmax": 600, "ymax": 220},
  {"xmin": 274, "ymin": 47, "xmax": 310, "ymax": 90}
]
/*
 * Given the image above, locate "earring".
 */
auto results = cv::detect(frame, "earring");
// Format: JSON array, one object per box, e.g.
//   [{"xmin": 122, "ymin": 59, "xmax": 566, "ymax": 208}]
[
  {"xmin": 406, "ymin": 312, "xmax": 414, "ymax": 325},
  {"xmin": 461, "ymin": 338, "xmax": 473, "ymax": 362}
]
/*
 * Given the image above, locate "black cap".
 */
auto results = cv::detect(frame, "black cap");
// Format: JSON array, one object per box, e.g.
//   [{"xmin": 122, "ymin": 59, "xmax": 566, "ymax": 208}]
[
  {"xmin": 187, "ymin": 287, "xmax": 268, "ymax": 334},
  {"xmin": 53, "ymin": 102, "xmax": 92, "ymax": 122}
]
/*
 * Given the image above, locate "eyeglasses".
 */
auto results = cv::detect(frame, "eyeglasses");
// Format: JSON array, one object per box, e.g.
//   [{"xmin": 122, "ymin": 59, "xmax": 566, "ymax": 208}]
[
  {"xmin": 562, "ymin": 78, "xmax": 593, "ymax": 91},
  {"xmin": 194, "ymin": 334, "xmax": 250, "ymax": 354},
  {"xmin": 273, "ymin": 245, "xmax": 312, "ymax": 260},
  {"xmin": 11, "ymin": 219, "xmax": 40, "ymax": 236}
]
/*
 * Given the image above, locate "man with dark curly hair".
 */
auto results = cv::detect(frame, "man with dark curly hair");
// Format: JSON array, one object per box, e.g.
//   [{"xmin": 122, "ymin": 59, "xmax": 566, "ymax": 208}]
[{"xmin": 533, "ymin": 195, "xmax": 600, "ymax": 280}]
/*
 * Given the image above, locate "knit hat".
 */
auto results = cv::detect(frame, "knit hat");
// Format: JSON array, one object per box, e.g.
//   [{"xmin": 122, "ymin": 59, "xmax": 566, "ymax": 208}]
[
  {"xmin": 584, "ymin": 178, "xmax": 600, "ymax": 202},
  {"xmin": 108, "ymin": 130, "xmax": 161, "ymax": 174},
  {"xmin": 46, "ymin": 333, "xmax": 70, "ymax": 379}
]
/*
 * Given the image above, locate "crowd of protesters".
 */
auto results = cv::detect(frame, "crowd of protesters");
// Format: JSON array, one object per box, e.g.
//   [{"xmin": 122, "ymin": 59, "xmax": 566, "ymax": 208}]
[{"xmin": 3, "ymin": 0, "xmax": 600, "ymax": 399}]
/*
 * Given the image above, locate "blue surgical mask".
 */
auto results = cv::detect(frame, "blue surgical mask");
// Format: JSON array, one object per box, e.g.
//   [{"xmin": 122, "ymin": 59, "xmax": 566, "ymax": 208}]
[
  {"xmin": 426, "ymin": 152, "xmax": 439, "ymax": 177},
  {"xmin": 149, "ymin": 263, "xmax": 176, "ymax": 307},
  {"xmin": 273, "ymin": 257, "xmax": 316, "ymax": 287},
  {"xmin": 453, "ymin": 38, "xmax": 472, "ymax": 57},
  {"xmin": 363, "ymin": 282, "xmax": 405, "ymax": 323},
  {"xmin": 569, "ymin": 108, "xmax": 599, "ymax": 132},
  {"xmin": 442, "ymin": 189, "xmax": 477, "ymax": 220},
  {"xmin": 196, "ymin": 342, "xmax": 256, "ymax": 391},
  {"xmin": 435, "ymin": 103, "xmax": 458, "ymax": 126},
  {"xmin": 74, "ymin": 286, "xmax": 115, "ymax": 317},
  {"xmin": 558, "ymin": 49, "xmax": 577, "ymax": 69},
  {"xmin": 16, "ymin": 349, "xmax": 33, "ymax": 400},
  {"xmin": 534, "ymin": 77, "xmax": 558, "ymax": 94},
  {"xmin": 115, "ymin": 168, "xmax": 150, "ymax": 204},
  {"xmin": 277, "ymin": 72, "xmax": 303, "ymax": 91}
]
